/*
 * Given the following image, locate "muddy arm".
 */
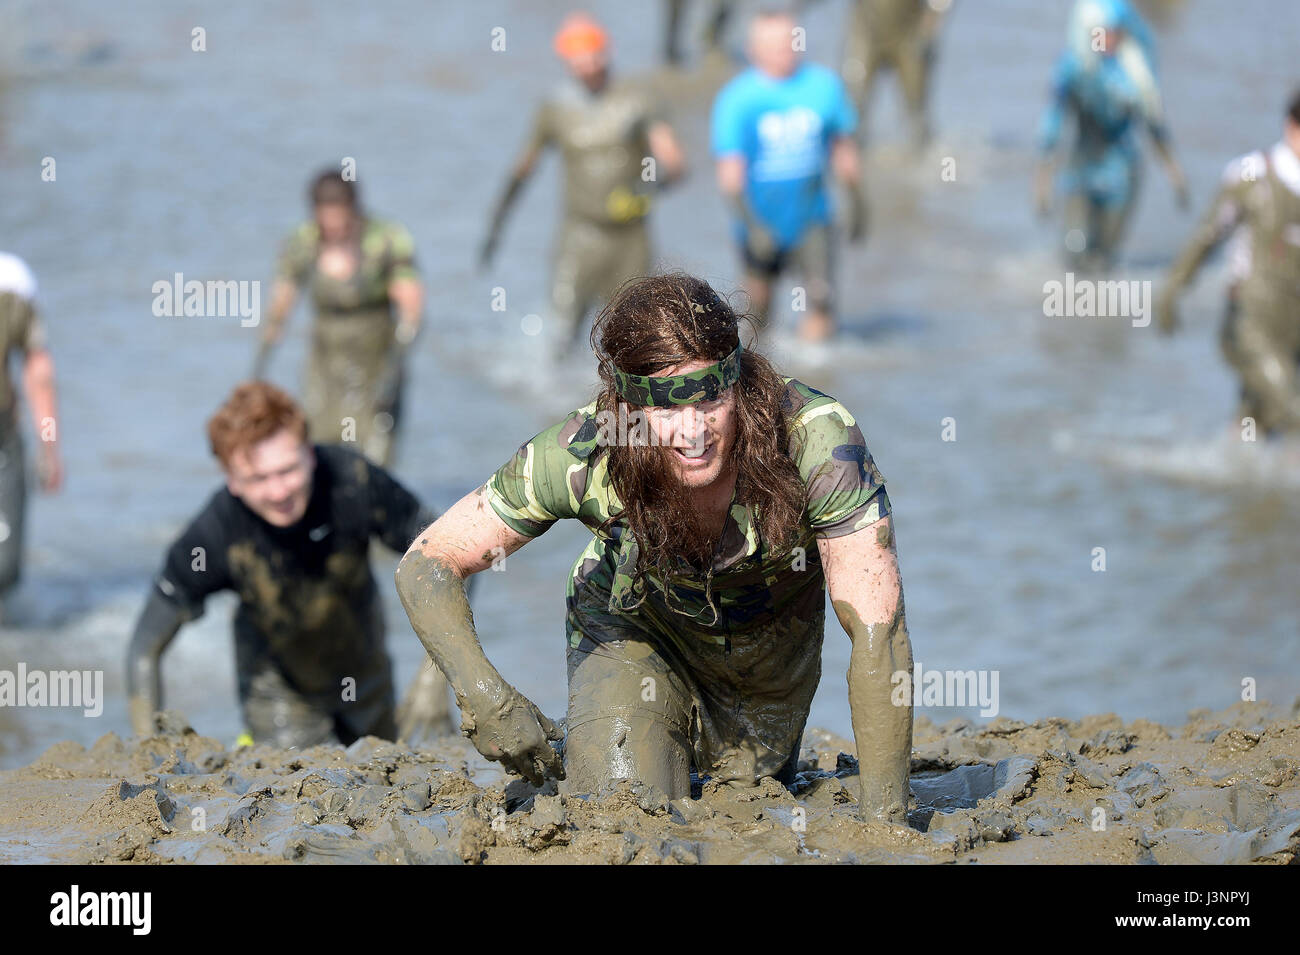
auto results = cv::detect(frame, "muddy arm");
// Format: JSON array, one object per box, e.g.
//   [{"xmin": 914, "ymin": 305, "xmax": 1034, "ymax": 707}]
[
  {"xmin": 479, "ymin": 108, "xmax": 549, "ymax": 270},
  {"xmin": 1150, "ymin": 132, "xmax": 1189, "ymax": 209},
  {"xmin": 253, "ymin": 279, "xmax": 298, "ymax": 378},
  {"xmin": 394, "ymin": 487, "xmax": 563, "ymax": 783},
  {"xmin": 126, "ymin": 589, "xmax": 187, "ymax": 736},
  {"xmin": 1157, "ymin": 177, "xmax": 1247, "ymax": 333},
  {"xmin": 819, "ymin": 516, "xmax": 913, "ymax": 825},
  {"xmin": 21, "ymin": 347, "xmax": 62, "ymax": 492}
]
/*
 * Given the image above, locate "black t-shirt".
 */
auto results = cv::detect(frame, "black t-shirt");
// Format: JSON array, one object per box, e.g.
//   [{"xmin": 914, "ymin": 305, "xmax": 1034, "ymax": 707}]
[{"xmin": 154, "ymin": 444, "xmax": 435, "ymax": 697}]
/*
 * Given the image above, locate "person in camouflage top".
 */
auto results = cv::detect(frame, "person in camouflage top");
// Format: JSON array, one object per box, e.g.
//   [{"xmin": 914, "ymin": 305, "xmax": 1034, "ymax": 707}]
[
  {"xmin": 256, "ymin": 170, "xmax": 424, "ymax": 467},
  {"xmin": 396, "ymin": 274, "xmax": 912, "ymax": 824}
]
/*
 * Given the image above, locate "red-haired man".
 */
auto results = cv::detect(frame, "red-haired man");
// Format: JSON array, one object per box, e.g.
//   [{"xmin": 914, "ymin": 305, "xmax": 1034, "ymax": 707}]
[{"xmin": 126, "ymin": 382, "xmax": 443, "ymax": 747}]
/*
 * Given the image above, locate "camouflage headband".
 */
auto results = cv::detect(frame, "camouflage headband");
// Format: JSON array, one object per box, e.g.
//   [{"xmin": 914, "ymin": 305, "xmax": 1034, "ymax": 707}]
[{"xmin": 613, "ymin": 345, "xmax": 743, "ymax": 407}]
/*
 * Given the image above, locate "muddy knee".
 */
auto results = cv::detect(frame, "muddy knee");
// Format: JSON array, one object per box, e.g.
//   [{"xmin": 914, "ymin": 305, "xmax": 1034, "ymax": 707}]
[
  {"xmin": 562, "ymin": 712, "xmax": 692, "ymax": 801},
  {"xmin": 563, "ymin": 640, "xmax": 694, "ymax": 800}
]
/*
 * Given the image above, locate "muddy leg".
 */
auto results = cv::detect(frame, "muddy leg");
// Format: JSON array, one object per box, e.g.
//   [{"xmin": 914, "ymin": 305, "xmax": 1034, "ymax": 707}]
[
  {"xmin": 793, "ymin": 224, "xmax": 835, "ymax": 341},
  {"xmin": 562, "ymin": 641, "xmax": 693, "ymax": 801},
  {"xmin": 0, "ymin": 426, "xmax": 26, "ymax": 605},
  {"xmin": 895, "ymin": 38, "xmax": 931, "ymax": 148},
  {"xmin": 1229, "ymin": 313, "xmax": 1300, "ymax": 436}
]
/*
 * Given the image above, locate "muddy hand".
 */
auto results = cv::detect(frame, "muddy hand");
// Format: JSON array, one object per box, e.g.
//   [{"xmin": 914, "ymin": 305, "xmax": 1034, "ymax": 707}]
[{"xmin": 464, "ymin": 687, "xmax": 564, "ymax": 785}]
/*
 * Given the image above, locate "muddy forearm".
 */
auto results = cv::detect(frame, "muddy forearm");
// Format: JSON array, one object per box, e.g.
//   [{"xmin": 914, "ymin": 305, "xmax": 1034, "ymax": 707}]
[
  {"xmin": 126, "ymin": 590, "xmax": 186, "ymax": 735},
  {"xmin": 394, "ymin": 551, "xmax": 509, "ymax": 720},
  {"xmin": 262, "ymin": 281, "xmax": 296, "ymax": 344},
  {"xmin": 842, "ymin": 600, "xmax": 913, "ymax": 824},
  {"xmin": 1165, "ymin": 187, "xmax": 1240, "ymax": 298},
  {"xmin": 482, "ymin": 171, "xmax": 529, "ymax": 256}
]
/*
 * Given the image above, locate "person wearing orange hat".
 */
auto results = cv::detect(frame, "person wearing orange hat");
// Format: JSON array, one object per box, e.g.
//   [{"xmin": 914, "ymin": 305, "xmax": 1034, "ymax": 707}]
[{"xmin": 479, "ymin": 13, "xmax": 687, "ymax": 360}]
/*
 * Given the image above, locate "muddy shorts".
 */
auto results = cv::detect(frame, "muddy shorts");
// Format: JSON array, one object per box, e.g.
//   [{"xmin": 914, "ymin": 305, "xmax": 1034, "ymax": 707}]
[
  {"xmin": 0, "ymin": 422, "xmax": 25, "ymax": 597},
  {"xmin": 741, "ymin": 223, "xmax": 835, "ymax": 315},
  {"xmin": 564, "ymin": 579, "xmax": 826, "ymax": 800},
  {"xmin": 240, "ymin": 661, "xmax": 397, "ymax": 749}
]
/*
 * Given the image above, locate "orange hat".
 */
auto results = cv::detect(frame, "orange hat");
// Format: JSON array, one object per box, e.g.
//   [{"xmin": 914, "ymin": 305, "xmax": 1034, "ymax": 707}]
[{"xmin": 554, "ymin": 13, "xmax": 608, "ymax": 59}]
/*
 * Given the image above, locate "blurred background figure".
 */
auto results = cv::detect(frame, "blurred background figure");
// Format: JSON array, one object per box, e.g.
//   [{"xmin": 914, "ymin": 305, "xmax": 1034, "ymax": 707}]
[
  {"xmin": 0, "ymin": 251, "xmax": 63, "ymax": 621},
  {"xmin": 125, "ymin": 381, "xmax": 447, "ymax": 747},
  {"xmin": 1035, "ymin": 0, "xmax": 1188, "ymax": 271},
  {"xmin": 255, "ymin": 171, "xmax": 424, "ymax": 467},
  {"xmin": 479, "ymin": 12, "xmax": 687, "ymax": 361},
  {"xmin": 663, "ymin": 0, "xmax": 738, "ymax": 66},
  {"xmin": 840, "ymin": 0, "xmax": 952, "ymax": 150},
  {"xmin": 712, "ymin": 8, "xmax": 865, "ymax": 343},
  {"xmin": 1157, "ymin": 90, "xmax": 1300, "ymax": 437}
]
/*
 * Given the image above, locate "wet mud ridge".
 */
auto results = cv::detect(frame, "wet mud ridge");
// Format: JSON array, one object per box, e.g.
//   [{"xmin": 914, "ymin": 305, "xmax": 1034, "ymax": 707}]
[{"xmin": 1, "ymin": 702, "xmax": 1296, "ymax": 864}]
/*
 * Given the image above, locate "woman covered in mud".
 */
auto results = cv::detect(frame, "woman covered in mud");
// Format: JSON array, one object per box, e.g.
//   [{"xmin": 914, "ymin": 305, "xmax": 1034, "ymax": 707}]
[
  {"xmin": 254, "ymin": 170, "xmax": 424, "ymax": 467},
  {"xmin": 396, "ymin": 273, "xmax": 913, "ymax": 823}
]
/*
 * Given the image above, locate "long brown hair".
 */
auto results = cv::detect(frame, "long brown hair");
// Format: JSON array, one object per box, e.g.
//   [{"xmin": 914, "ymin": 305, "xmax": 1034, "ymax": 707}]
[{"xmin": 590, "ymin": 273, "xmax": 806, "ymax": 591}]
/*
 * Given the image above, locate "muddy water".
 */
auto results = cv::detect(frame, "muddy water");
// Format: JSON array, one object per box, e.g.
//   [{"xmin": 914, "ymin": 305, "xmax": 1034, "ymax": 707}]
[{"xmin": 0, "ymin": 0, "xmax": 1298, "ymax": 770}]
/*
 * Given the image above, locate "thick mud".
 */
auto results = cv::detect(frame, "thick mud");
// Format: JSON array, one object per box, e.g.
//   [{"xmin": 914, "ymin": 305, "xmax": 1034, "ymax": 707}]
[{"xmin": 2, "ymin": 701, "xmax": 1296, "ymax": 864}]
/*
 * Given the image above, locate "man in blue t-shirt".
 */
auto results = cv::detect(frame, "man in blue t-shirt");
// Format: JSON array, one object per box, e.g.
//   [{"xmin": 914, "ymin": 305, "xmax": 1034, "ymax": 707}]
[{"xmin": 712, "ymin": 10, "xmax": 866, "ymax": 342}]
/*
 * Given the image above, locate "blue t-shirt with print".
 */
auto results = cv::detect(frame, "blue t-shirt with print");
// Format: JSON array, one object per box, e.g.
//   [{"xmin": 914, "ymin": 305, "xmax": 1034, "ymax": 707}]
[{"xmin": 711, "ymin": 62, "xmax": 857, "ymax": 250}]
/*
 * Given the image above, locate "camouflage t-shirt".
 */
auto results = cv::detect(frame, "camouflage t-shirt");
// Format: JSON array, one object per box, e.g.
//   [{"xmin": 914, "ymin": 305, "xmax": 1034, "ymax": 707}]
[
  {"xmin": 276, "ymin": 218, "xmax": 418, "ymax": 316},
  {"xmin": 485, "ymin": 379, "xmax": 890, "ymax": 639}
]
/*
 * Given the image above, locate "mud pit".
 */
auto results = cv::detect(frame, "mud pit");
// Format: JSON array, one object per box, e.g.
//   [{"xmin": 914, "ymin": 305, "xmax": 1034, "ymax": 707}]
[{"xmin": 2, "ymin": 702, "xmax": 1297, "ymax": 864}]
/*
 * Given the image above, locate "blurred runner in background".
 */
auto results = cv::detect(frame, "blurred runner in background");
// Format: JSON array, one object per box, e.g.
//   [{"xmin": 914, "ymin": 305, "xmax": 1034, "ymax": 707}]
[
  {"xmin": 0, "ymin": 251, "xmax": 63, "ymax": 620},
  {"xmin": 1157, "ymin": 91, "xmax": 1300, "ymax": 437},
  {"xmin": 1035, "ymin": 0, "xmax": 1188, "ymax": 271},
  {"xmin": 663, "ymin": 0, "xmax": 737, "ymax": 66},
  {"xmin": 840, "ymin": 0, "xmax": 952, "ymax": 149},
  {"xmin": 712, "ymin": 9, "xmax": 865, "ymax": 343},
  {"xmin": 480, "ymin": 12, "xmax": 687, "ymax": 361},
  {"xmin": 126, "ymin": 381, "xmax": 449, "ymax": 747},
  {"xmin": 256, "ymin": 171, "xmax": 424, "ymax": 467}
]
